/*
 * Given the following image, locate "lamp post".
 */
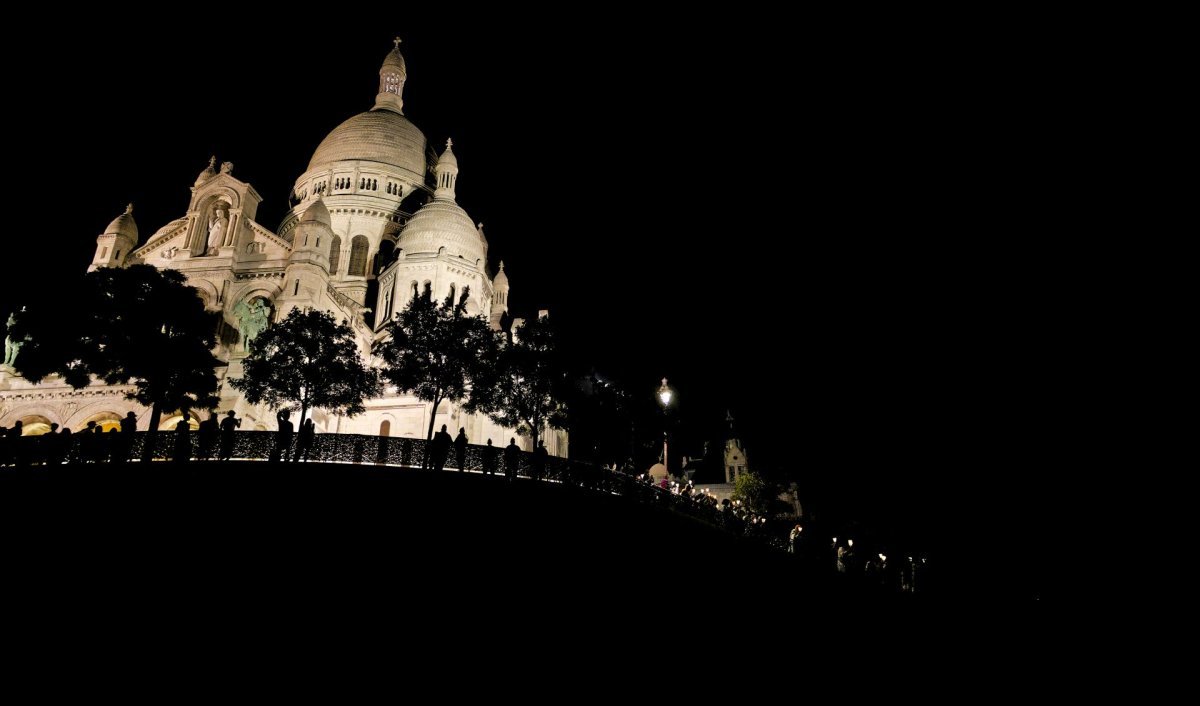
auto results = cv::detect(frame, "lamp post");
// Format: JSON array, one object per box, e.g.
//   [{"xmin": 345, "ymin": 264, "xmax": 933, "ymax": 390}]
[{"xmin": 657, "ymin": 377, "xmax": 672, "ymax": 479}]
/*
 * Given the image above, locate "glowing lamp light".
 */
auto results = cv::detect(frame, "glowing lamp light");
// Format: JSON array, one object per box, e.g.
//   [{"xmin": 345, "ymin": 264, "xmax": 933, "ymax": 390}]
[
  {"xmin": 657, "ymin": 378, "xmax": 672, "ymax": 407},
  {"xmin": 847, "ymin": 539, "xmax": 854, "ymax": 548},
  {"xmin": 879, "ymin": 554, "xmax": 887, "ymax": 562}
]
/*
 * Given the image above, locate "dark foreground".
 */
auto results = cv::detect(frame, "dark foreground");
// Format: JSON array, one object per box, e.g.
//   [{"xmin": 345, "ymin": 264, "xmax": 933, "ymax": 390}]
[{"xmin": 2, "ymin": 462, "xmax": 921, "ymax": 636}]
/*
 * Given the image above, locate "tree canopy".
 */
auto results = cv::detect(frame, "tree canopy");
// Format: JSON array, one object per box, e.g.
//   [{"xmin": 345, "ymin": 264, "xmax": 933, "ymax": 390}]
[
  {"xmin": 377, "ymin": 286, "xmax": 496, "ymax": 461},
  {"xmin": 11, "ymin": 264, "xmax": 221, "ymax": 447},
  {"xmin": 229, "ymin": 307, "xmax": 381, "ymax": 426},
  {"xmin": 474, "ymin": 313, "xmax": 568, "ymax": 450},
  {"xmin": 733, "ymin": 471, "xmax": 773, "ymax": 515}
]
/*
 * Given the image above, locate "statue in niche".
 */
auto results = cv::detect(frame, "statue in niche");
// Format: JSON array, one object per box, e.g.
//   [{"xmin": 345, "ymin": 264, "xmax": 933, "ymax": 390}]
[
  {"xmin": 3, "ymin": 310, "xmax": 27, "ymax": 368},
  {"xmin": 233, "ymin": 298, "xmax": 271, "ymax": 351},
  {"xmin": 206, "ymin": 203, "xmax": 230, "ymax": 254}
]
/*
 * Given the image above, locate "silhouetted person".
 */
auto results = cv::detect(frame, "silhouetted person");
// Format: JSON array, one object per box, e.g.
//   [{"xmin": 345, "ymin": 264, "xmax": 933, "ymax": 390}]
[
  {"xmin": 504, "ymin": 437, "xmax": 520, "ymax": 482},
  {"xmin": 173, "ymin": 418, "xmax": 191, "ymax": 463},
  {"xmin": 482, "ymin": 438, "xmax": 497, "ymax": 475},
  {"xmin": 105, "ymin": 428, "xmax": 120, "ymax": 463},
  {"xmin": 295, "ymin": 418, "xmax": 315, "ymax": 462},
  {"xmin": 531, "ymin": 440, "xmax": 548, "ymax": 482},
  {"xmin": 454, "ymin": 427, "xmax": 468, "ymax": 472},
  {"xmin": 94, "ymin": 424, "xmax": 109, "ymax": 463},
  {"xmin": 57, "ymin": 427, "xmax": 72, "ymax": 464},
  {"xmin": 219, "ymin": 410, "xmax": 240, "ymax": 461},
  {"xmin": 81, "ymin": 421, "xmax": 98, "ymax": 463},
  {"xmin": 197, "ymin": 412, "xmax": 218, "ymax": 460},
  {"xmin": 274, "ymin": 409, "xmax": 293, "ymax": 462},
  {"xmin": 119, "ymin": 411, "xmax": 137, "ymax": 463},
  {"xmin": 430, "ymin": 424, "xmax": 452, "ymax": 471},
  {"xmin": 45, "ymin": 424, "xmax": 65, "ymax": 466},
  {"xmin": 38, "ymin": 423, "xmax": 59, "ymax": 465}
]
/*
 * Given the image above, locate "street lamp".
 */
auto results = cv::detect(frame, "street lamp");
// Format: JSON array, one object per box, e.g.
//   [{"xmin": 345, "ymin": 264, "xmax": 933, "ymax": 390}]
[{"xmin": 657, "ymin": 377, "xmax": 672, "ymax": 479}]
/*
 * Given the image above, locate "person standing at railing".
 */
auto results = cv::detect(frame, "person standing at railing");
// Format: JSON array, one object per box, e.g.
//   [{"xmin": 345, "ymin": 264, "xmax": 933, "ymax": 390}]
[
  {"xmin": 430, "ymin": 424, "xmax": 452, "ymax": 472},
  {"xmin": 295, "ymin": 418, "xmax": 315, "ymax": 463},
  {"xmin": 56, "ymin": 428, "xmax": 72, "ymax": 465},
  {"xmin": 453, "ymin": 427, "xmax": 468, "ymax": 472},
  {"xmin": 273, "ymin": 409, "xmax": 293, "ymax": 463},
  {"xmin": 219, "ymin": 410, "xmax": 240, "ymax": 461},
  {"xmin": 504, "ymin": 437, "xmax": 520, "ymax": 482},
  {"xmin": 197, "ymin": 412, "xmax": 218, "ymax": 461},
  {"xmin": 482, "ymin": 438, "xmax": 497, "ymax": 475},
  {"xmin": 531, "ymin": 441, "xmax": 547, "ymax": 482},
  {"xmin": 173, "ymin": 418, "xmax": 192, "ymax": 463},
  {"xmin": 119, "ymin": 411, "xmax": 137, "ymax": 463}
]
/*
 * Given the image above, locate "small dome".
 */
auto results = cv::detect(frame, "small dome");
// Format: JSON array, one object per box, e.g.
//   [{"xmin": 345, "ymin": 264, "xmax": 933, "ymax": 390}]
[
  {"xmin": 194, "ymin": 156, "xmax": 217, "ymax": 186},
  {"xmin": 381, "ymin": 40, "xmax": 407, "ymax": 78},
  {"xmin": 300, "ymin": 197, "xmax": 331, "ymax": 226},
  {"xmin": 104, "ymin": 204, "xmax": 138, "ymax": 241},
  {"xmin": 307, "ymin": 110, "xmax": 427, "ymax": 182},
  {"xmin": 438, "ymin": 138, "xmax": 458, "ymax": 168},
  {"xmin": 398, "ymin": 198, "xmax": 486, "ymax": 265},
  {"xmin": 493, "ymin": 260, "xmax": 509, "ymax": 289}
]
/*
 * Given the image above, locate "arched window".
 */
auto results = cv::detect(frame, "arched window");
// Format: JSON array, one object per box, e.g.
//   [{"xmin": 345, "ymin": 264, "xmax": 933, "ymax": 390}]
[
  {"xmin": 448, "ymin": 283, "xmax": 456, "ymax": 303},
  {"xmin": 19, "ymin": 415, "xmax": 54, "ymax": 436},
  {"xmin": 329, "ymin": 235, "xmax": 342, "ymax": 275},
  {"xmin": 411, "ymin": 281, "xmax": 418, "ymax": 300},
  {"xmin": 348, "ymin": 236, "xmax": 369, "ymax": 276},
  {"xmin": 379, "ymin": 420, "xmax": 391, "ymax": 437}
]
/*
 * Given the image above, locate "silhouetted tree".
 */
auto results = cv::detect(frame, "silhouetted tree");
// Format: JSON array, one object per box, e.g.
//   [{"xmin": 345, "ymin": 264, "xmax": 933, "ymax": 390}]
[
  {"xmin": 12, "ymin": 265, "xmax": 221, "ymax": 460},
  {"xmin": 474, "ymin": 313, "xmax": 568, "ymax": 451},
  {"xmin": 378, "ymin": 286, "xmax": 496, "ymax": 468},
  {"xmin": 229, "ymin": 307, "xmax": 381, "ymax": 428}
]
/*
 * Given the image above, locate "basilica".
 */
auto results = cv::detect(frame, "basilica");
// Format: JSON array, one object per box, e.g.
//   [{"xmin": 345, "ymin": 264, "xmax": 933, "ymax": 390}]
[{"xmin": 0, "ymin": 40, "xmax": 566, "ymax": 457}]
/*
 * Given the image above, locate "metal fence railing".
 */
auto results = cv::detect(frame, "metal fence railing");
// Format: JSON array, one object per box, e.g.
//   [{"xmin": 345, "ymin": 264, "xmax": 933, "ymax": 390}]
[{"xmin": 1, "ymin": 430, "xmax": 769, "ymax": 545}]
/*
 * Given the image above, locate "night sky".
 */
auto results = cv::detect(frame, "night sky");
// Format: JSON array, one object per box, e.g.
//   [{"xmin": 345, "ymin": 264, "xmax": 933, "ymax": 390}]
[{"xmin": 4, "ymin": 12, "xmax": 1058, "ymax": 595}]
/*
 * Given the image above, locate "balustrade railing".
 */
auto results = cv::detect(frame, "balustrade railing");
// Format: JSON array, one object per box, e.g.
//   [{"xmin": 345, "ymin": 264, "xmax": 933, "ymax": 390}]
[{"xmin": 1, "ymin": 430, "xmax": 758, "ymax": 541}]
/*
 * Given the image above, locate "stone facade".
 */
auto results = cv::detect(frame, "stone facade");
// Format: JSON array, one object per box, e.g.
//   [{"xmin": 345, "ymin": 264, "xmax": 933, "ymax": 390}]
[{"xmin": 0, "ymin": 40, "xmax": 566, "ymax": 458}]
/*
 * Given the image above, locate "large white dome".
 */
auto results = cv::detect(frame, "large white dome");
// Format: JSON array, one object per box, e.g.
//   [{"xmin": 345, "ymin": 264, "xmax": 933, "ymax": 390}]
[
  {"xmin": 398, "ymin": 199, "xmax": 487, "ymax": 265},
  {"xmin": 307, "ymin": 108, "xmax": 428, "ymax": 183}
]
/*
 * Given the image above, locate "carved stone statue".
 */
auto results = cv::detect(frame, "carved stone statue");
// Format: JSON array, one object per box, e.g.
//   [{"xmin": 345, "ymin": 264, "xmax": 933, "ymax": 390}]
[
  {"xmin": 233, "ymin": 298, "xmax": 270, "ymax": 351},
  {"xmin": 220, "ymin": 161, "xmax": 234, "ymax": 175},
  {"xmin": 3, "ymin": 312, "xmax": 26, "ymax": 368},
  {"xmin": 207, "ymin": 204, "xmax": 230, "ymax": 253}
]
